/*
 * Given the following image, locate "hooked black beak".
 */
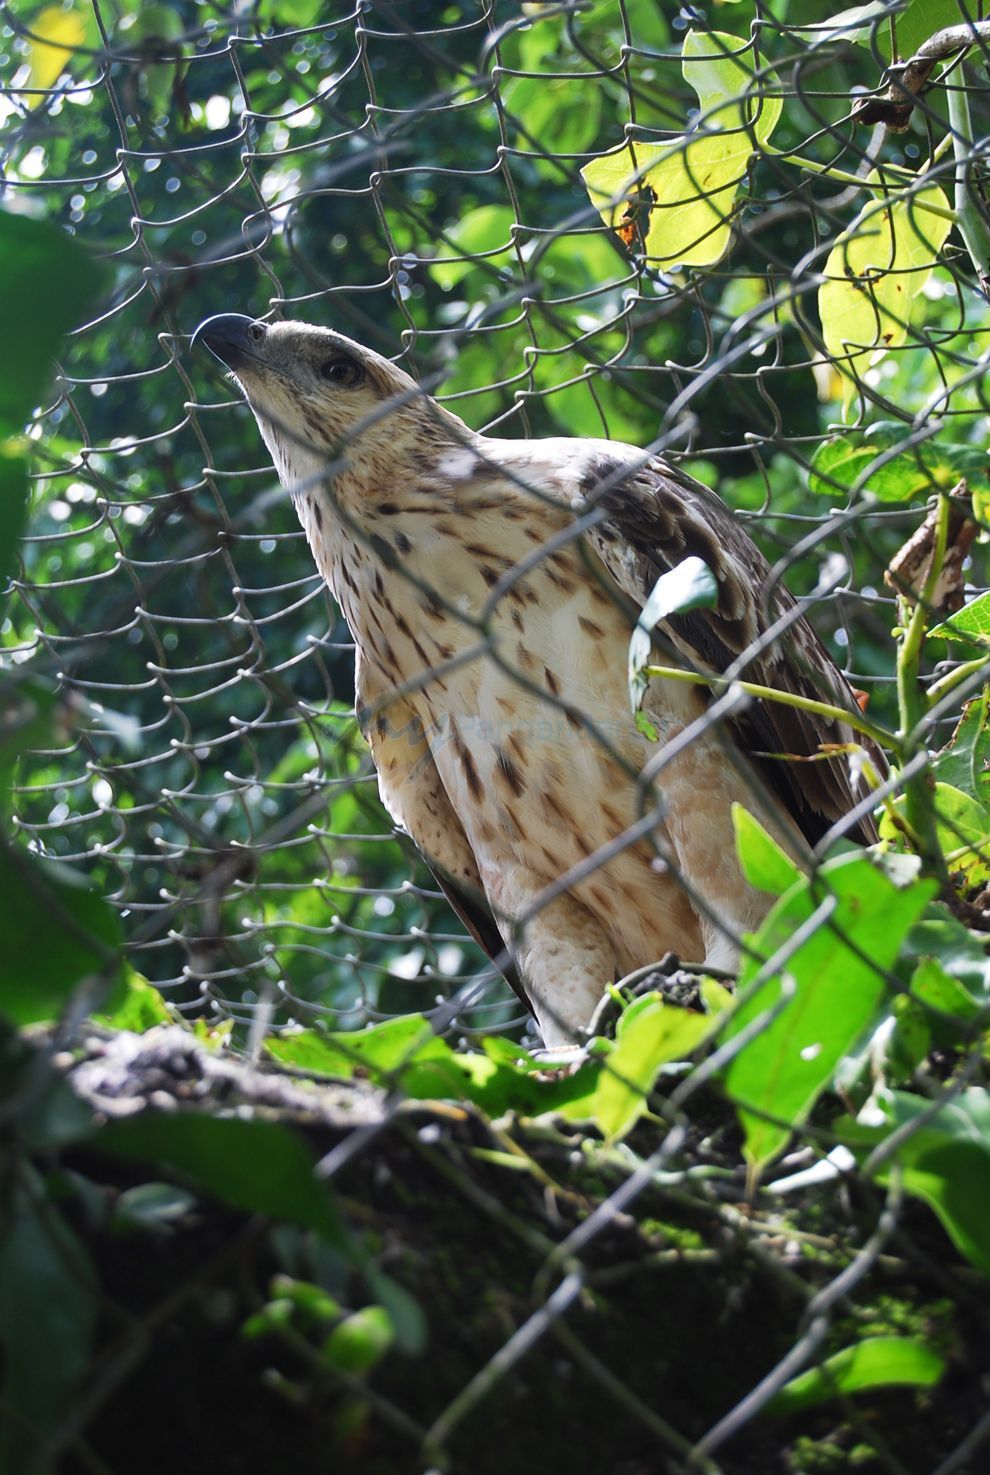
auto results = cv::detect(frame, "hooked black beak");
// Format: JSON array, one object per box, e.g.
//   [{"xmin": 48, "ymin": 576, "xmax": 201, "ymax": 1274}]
[{"xmin": 192, "ymin": 313, "xmax": 262, "ymax": 369}]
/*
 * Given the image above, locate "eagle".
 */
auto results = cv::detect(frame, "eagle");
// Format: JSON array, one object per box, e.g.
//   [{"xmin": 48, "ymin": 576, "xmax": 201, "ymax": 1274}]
[{"xmin": 193, "ymin": 314, "xmax": 882, "ymax": 1047}]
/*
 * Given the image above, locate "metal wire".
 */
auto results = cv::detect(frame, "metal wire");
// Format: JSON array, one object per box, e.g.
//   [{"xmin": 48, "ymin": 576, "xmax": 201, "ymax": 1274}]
[{"xmin": 3, "ymin": 1, "xmax": 990, "ymax": 1469}]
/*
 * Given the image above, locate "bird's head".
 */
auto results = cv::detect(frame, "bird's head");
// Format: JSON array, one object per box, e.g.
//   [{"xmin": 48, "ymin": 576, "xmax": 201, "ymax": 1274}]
[{"xmin": 192, "ymin": 314, "xmax": 458, "ymax": 496}]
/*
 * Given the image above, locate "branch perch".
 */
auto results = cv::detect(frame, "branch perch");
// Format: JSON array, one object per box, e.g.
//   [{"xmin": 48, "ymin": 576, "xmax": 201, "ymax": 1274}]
[{"xmin": 853, "ymin": 21, "xmax": 990, "ymax": 132}]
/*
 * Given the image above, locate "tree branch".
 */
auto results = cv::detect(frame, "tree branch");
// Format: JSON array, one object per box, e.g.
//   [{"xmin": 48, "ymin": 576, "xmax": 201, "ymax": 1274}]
[{"xmin": 853, "ymin": 21, "xmax": 990, "ymax": 132}]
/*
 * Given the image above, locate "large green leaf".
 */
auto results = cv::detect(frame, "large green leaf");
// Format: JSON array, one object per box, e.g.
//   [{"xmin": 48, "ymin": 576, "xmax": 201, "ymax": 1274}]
[
  {"xmin": 839, "ymin": 1087, "xmax": 990, "ymax": 1275},
  {"xmin": 928, "ymin": 593, "xmax": 990, "ymax": 650},
  {"xmin": 722, "ymin": 852, "xmax": 936, "ymax": 1171},
  {"xmin": 933, "ymin": 692, "xmax": 990, "ymax": 802},
  {"xmin": 0, "ymin": 1179, "xmax": 98, "ymax": 1472},
  {"xmin": 99, "ymin": 1113, "xmax": 344, "ymax": 1244},
  {"xmin": 582, "ymin": 30, "xmax": 780, "ymax": 269},
  {"xmin": 576, "ymin": 994, "xmax": 712, "ymax": 1142},
  {"xmin": 808, "ymin": 422, "xmax": 988, "ymax": 502},
  {"xmin": 767, "ymin": 1335, "xmax": 946, "ymax": 1415},
  {"xmin": 732, "ymin": 804, "xmax": 802, "ymax": 896},
  {"xmin": 0, "ymin": 211, "xmax": 107, "ymax": 434},
  {"xmin": 0, "ymin": 843, "xmax": 123, "ymax": 1026},
  {"xmin": 819, "ymin": 181, "xmax": 951, "ymax": 411}
]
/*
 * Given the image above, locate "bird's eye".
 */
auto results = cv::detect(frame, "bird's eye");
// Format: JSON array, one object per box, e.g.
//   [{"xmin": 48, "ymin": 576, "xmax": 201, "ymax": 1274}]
[{"xmin": 318, "ymin": 354, "xmax": 364, "ymax": 387}]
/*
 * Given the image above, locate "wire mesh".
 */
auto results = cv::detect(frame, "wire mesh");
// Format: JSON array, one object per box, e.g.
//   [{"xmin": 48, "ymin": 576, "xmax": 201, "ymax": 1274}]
[{"xmin": 3, "ymin": 0, "xmax": 990, "ymax": 1470}]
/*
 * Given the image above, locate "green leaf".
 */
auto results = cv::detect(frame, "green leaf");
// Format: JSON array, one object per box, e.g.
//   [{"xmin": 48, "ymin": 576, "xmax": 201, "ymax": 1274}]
[
  {"xmin": 267, "ymin": 1019, "xmax": 600, "ymax": 1120},
  {"xmin": 0, "ymin": 1181, "xmax": 98, "ymax": 1472},
  {"xmin": 98, "ymin": 1113, "xmax": 345, "ymax": 1244},
  {"xmin": 929, "ymin": 592, "xmax": 990, "ymax": 650},
  {"xmin": 732, "ymin": 804, "xmax": 802, "ymax": 895},
  {"xmin": 0, "ymin": 450, "xmax": 28, "ymax": 588},
  {"xmin": 909, "ymin": 957, "xmax": 983, "ymax": 1026},
  {"xmin": 112, "ymin": 1182, "xmax": 197, "ymax": 1234},
  {"xmin": 819, "ymin": 181, "xmax": 952, "ymax": 412},
  {"xmin": 429, "ymin": 205, "xmax": 516, "ymax": 291},
  {"xmin": 323, "ymin": 1305, "xmax": 394, "ymax": 1375},
  {"xmin": 0, "ymin": 672, "xmax": 55, "ymax": 800},
  {"xmin": 899, "ymin": 904, "xmax": 990, "ymax": 997},
  {"xmin": 808, "ymin": 422, "xmax": 988, "ymax": 502},
  {"xmin": 94, "ymin": 967, "xmax": 171, "ymax": 1032},
  {"xmin": 880, "ymin": 782, "xmax": 990, "ymax": 885},
  {"xmin": 839, "ymin": 1087, "xmax": 990, "ymax": 1275},
  {"xmin": 579, "ymin": 995, "xmax": 711, "ymax": 1142},
  {"xmin": 799, "ymin": 0, "xmax": 963, "ymax": 61},
  {"xmin": 582, "ymin": 31, "xmax": 780, "ymax": 270},
  {"xmin": 933, "ymin": 692, "xmax": 990, "ymax": 802},
  {"xmin": 628, "ymin": 556, "xmax": 717, "ymax": 711},
  {"xmin": 0, "ymin": 211, "xmax": 107, "ymax": 434},
  {"xmin": 0, "ymin": 843, "xmax": 123, "ymax": 1026},
  {"xmin": 24, "ymin": 4, "xmax": 86, "ymax": 101},
  {"xmin": 501, "ymin": 73, "xmax": 602, "ymax": 159},
  {"xmin": 767, "ymin": 1335, "xmax": 946, "ymax": 1415},
  {"xmin": 722, "ymin": 851, "xmax": 937, "ymax": 1171}
]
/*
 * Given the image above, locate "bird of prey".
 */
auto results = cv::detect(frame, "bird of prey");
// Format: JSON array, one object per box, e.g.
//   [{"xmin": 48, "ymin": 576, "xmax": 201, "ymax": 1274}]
[{"xmin": 193, "ymin": 314, "xmax": 882, "ymax": 1046}]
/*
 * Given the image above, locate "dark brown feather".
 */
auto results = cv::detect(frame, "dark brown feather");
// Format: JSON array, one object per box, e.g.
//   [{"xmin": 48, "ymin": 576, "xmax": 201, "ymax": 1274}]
[
  {"xmin": 426, "ymin": 864, "xmax": 531, "ymax": 1014},
  {"xmin": 581, "ymin": 456, "xmax": 886, "ymax": 846}
]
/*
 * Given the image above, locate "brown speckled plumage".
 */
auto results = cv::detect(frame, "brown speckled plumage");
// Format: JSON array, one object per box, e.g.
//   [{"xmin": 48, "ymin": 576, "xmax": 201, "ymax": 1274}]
[{"xmin": 195, "ymin": 314, "xmax": 885, "ymax": 1046}]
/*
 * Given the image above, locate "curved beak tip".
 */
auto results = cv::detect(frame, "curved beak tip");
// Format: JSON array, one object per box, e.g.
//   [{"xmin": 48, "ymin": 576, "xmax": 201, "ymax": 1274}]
[{"xmin": 191, "ymin": 313, "xmax": 255, "ymax": 367}]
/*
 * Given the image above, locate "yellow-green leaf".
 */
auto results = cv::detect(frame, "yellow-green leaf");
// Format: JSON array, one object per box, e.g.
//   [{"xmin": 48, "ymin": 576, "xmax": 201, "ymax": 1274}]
[
  {"xmin": 681, "ymin": 29, "xmax": 781, "ymax": 139},
  {"xmin": 732, "ymin": 804, "xmax": 802, "ymax": 896},
  {"xmin": 819, "ymin": 179, "xmax": 952, "ymax": 410},
  {"xmin": 581, "ymin": 31, "xmax": 780, "ymax": 270},
  {"xmin": 586, "ymin": 995, "xmax": 711, "ymax": 1141},
  {"xmin": 25, "ymin": 6, "xmax": 86, "ymax": 102}
]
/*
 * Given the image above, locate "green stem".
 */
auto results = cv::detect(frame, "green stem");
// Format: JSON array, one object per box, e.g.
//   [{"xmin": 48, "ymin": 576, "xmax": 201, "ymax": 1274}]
[
  {"xmin": 946, "ymin": 70, "xmax": 990, "ymax": 294},
  {"xmin": 767, "ymin": 133, "xmax": 954, "ymax": 196},
  {"xmin": 925, "ymin": 652, "xmax": 990, "ymax": 708},
  {"xmin": 641, "ymin": 664, "xmax": 894, "ymax": 750},
  {"xmin": 894, "ymin": 494, "xmax": 951, "ymax": 881}
]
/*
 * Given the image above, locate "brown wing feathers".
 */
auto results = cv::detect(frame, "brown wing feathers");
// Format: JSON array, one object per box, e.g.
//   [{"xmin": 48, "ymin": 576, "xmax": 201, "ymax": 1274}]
[{"xmin": 583, "ymin": 457, "xmax": 884, "ymax": 847}]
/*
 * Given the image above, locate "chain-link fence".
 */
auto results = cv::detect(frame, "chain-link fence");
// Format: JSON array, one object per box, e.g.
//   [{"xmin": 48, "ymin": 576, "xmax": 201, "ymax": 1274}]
[{"xmin": 4, "ymin": 1, "xmax": 990, "ymax": 1471}]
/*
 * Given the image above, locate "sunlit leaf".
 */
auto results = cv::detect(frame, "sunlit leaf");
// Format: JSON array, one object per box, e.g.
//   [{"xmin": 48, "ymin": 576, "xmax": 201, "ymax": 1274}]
[
  {"xmin": 24, "ymin": 5, "xmax": 86, "ymax": 102},
  {"xmin": 732, "ymin": 804, "xmax": 802, "ymax": 895},
  {"xmin": 880, "ymin": 781, "xmax": 990, "ymax": 885},
  {"xmin": 819, "ymin": 180, "xmax": 952, "ymax": 411},
  {"xmin": 582, "ymin": 30, "xmax": 780, "ymax": 269},
  {"xmin": 578, "ymin": 994, "xmax": 712, "ymax": 1141},
  {"xmin": 628, "ymin": 556, "xmax": 717, "ymax": 711},
  {"xmin": 808, "ymin": 422, "xmax": 988, "ymax": 502},
  {"xmin": 267, "ymin": 1018, "xmax": 600, "ymax": 1119},
  {"xmin": 429, "ymin": 204, "xmax": 516, "ymax": 291},
  {"xmin": 928, "ymin": 593, "xmax": 990, "ymax": 650},
  {"xmin": 933, "ymin": 692, "xmax": 990, "ymax": 802},
  {"xmin": 722, "ymin": 851, "xmax": 936, "ymax": 1172},
  {"xmin": 767, "ymin": 1335, "xmax": 945, "ymax": 1414}
]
